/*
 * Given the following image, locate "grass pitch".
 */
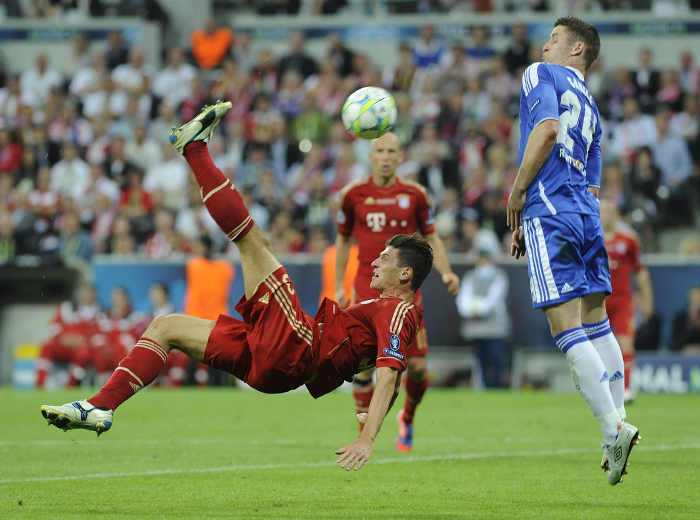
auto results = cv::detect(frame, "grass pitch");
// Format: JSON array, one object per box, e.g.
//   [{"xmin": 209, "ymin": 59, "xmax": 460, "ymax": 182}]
[{"xmin": 1, "ymin": 387, "xmax": 698, "ymax": 519}]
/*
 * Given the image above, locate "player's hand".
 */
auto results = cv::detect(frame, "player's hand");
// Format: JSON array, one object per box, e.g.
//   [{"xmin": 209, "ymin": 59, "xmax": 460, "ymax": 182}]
[
  {"xmin": 507, "ymin": 187, "xmax": 527, "ymax": 231},
  {"xmin": 334, "ymin": 289, "xmax": 350, "ymax": 309},
  {"xmin": 511, "ymin": 227, "xmax": 526, "ymax": 259},
  {"xmin": 335, "ymin": 438, "xmax": 374, "ymax": 471},
  {"xmin": 442, "ymin": 273, "xmax": 460, "ymax": 295}
]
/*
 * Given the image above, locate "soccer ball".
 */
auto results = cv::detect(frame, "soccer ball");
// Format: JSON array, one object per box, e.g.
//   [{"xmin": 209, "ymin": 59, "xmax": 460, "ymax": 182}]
[{"xmin": 341, "ymin": 86, "xmax": 397, "ymax": 140}]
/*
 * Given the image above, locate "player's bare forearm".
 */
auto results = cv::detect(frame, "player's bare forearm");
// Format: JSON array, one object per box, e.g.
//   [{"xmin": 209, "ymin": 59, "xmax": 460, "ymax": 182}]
[
  {"xmin": 588, "ymin": 186, "xmax": 600, "ymax": 198},
  {"xmin": 507, "ymin": 120, "xmax": 558, "ymax": 230},
  {"xmin": 636, "ymin": 268, "xmax": 654, "ymax": 319},
  {"xmin": 334, "ymin": 234, "xmax": 352, "ymax": 307},
  {"xmin": 335, "ymin": 367, "xmax": 399, "ymax": 471},
  {"xmin": 424, "ymin": 232, "xmax": 460, "ymax": 295}
]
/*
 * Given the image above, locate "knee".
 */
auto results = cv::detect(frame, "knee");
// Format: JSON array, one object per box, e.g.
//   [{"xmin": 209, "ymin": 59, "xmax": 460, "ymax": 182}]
[
  {"xmin": 144, "ymin": 314, "xmax": 177, "ymax": 345},
  {"xmin": 407, "ymin": 358, "xmax": 427, "ymax": 381}
]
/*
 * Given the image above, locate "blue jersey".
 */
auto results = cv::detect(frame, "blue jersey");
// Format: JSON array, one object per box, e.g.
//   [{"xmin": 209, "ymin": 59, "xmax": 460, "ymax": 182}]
[{"xmin": 518, "ymin": 63, "xmax": 602, "ymax": 219}]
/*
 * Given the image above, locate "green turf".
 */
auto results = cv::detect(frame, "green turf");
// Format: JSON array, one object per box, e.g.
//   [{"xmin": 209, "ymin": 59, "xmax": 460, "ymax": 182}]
[{"xmin": 1, "ymin": 387, "xmax": 698, "ymax": 519}]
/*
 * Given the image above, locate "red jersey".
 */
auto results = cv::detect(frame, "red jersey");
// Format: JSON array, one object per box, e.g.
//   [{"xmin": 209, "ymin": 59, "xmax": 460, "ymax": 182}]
[
  {"xmin": 605, "ymin": 224, "xmax": 644, "ymax": 302},
  {"xmin": 337, "ymin": 177, "xmax": 435, "ymax": 301},
  {"xmin": 307, "ymin": 296, "xmax": 422, "ymax": 398},
  {"xmin": 47, "ymin": 301, "xmax": 101, "ymax": 348}
]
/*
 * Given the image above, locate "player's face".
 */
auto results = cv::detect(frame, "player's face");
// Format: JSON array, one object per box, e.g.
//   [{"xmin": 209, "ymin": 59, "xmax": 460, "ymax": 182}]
[
  {"xmin": 369, "ymin": 134, "xmax": 402, "ymax": 179},
  {"xmin": 542, "ymin": 26, "xmax": 574, "ymax": 66},
  {"xmin": 369, "ymin": 246, "xmax": 409, "ymax": 294}
]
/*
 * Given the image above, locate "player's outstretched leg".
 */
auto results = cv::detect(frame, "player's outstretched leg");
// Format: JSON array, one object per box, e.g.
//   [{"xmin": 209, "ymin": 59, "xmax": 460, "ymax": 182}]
[
  {"xmin": 41, "ymin": 315, "xmax": 215, "ymax": 436},
  {"xmin": 397, "ymin": 354, "xmax": 428, "ymax": 452}
]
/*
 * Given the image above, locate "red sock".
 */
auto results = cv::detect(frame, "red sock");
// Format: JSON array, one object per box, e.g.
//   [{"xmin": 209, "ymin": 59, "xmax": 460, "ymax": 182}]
[
  {"xmin": 622, "ymin": 352, "xmax": 635, "ymax": 391},
  {"xmin": 403, "ymin": 377, "xmax": 429, "ymax": 424},
  {"xmin": 353, "ymin": 380, "xmax": 374, "ymax": 430},
  {"xmin": 183, "ymin": 141, "xmax": 254, "ymax": 241},
  {"xmin": 88, "ymin": 338, "xmax": 168, "ymax": 411}
]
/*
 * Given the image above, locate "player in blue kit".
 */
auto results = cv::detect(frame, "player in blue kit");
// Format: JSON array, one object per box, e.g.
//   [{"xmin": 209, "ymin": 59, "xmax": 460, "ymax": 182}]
[{"xmin": 506, "ymin": 17, "xmax": 640, "ymax": 486}]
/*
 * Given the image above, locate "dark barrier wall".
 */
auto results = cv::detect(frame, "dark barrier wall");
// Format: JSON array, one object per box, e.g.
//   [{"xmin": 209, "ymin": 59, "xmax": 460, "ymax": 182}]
[{"xmin": 92, "ymin": 258, "xmax": 700, "ymax": 349}]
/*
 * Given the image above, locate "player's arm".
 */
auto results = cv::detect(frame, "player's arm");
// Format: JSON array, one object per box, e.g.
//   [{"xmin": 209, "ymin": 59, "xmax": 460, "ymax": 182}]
[
  {"xmin": 423, "ymin": 232, "xmax": 460, "ymax": 295},
  {"xmin": 635, "ymin": 267, "xmax": 654, "ymax": 321},
  {"xmin": 507, "ymin": 119, "xmax": 558, "ymax": 230},
  {"xmin": 334, "ymin": 233, "xmax": 352, "ymax": 308},
  {"xmin": 335, "ymin": 366, "xmax": 399, "ymax": 472}
]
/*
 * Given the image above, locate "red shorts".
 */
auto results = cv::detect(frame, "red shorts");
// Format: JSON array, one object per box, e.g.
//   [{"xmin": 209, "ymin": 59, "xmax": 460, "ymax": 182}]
[
  {"xmin": 203, "ymin": 267, "xmax": 317, "ymax": 394},
  {"xmin": 606, "ymin": 296, "xmax": 636, "ymax": 337}
]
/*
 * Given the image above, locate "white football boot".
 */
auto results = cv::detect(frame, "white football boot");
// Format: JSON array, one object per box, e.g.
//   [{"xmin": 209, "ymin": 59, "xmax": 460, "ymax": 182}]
[
  {"xmin": 41, "ymin": 399, "xmax": 113, "ymax": 436},
  {"xmin": 169, "ymin": 100, "xmax": 232, "ymax": 154},
  {"xmin": 605, "ymin": 422, "xmax": 640, "ymax": 485}
]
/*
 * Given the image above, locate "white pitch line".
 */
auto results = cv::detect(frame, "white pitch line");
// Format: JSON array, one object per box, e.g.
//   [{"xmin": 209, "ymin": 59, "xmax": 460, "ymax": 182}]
[{"xmin": 2, "ymin": 443, "xmax": 699, "ymax": 485}]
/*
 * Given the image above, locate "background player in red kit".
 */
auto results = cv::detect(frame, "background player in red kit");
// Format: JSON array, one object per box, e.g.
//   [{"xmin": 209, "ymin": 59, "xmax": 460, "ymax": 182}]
[
  {"xmin": 36, "ymin": 283, "xmax": 101, "ymax": 388},
  {"xmin": 600, "ymin": 198, "xmax": 654, "ymax": 403},
  {"xmin": 41, "ymin": 101, "xmax": 434, "ymax": 472},
  {"xmin": 335, "ymin": 132, "xmax": 460, "ymax": 451}
]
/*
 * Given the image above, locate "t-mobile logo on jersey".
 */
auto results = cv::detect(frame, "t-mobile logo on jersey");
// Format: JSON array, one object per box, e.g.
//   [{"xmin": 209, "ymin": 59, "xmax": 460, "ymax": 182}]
[{"xmin": 366, "ymin": 212, "xmax": 386, "ymax": 232}]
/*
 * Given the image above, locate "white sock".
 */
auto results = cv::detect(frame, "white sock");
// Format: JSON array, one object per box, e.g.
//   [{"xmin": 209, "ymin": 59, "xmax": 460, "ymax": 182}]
[
  {"xmin": 584, "ymin": 317, "xmax": 626, "ymax": 421},
  {"xmin": 555, "ymin": 327, "xmax": 621, "ymax": 445}
]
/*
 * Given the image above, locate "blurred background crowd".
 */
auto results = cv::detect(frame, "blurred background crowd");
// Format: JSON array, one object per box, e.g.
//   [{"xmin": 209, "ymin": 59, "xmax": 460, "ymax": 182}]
[{"xmin": 0, "ymin": 2, "xmax": 700, "ymax": 274}]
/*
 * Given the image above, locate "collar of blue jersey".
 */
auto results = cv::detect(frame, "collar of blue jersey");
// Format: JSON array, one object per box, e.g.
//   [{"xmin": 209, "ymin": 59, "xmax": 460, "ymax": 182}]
[{"xmin": 565, "ymin": 66, "xmax": 585, "ymax": 81}]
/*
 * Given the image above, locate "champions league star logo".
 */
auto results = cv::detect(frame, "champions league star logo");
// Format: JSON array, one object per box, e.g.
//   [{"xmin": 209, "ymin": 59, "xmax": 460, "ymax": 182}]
[{"xmin": 389, "ymin": 334, "xmax": 401, "ymax": 351}]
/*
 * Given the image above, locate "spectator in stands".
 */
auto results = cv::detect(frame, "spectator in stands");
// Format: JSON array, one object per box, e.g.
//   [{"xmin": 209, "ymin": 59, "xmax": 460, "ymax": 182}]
[
  {"xmin": 0, "ymin": 75, "xmax": 24, "ymax": 129},
  {"xmin": 601, "ymin": 66, "xmax": 636, "ymax": 122},
  {"xmin": 382, "ymin": 42, "xmax": 418, "ymax": 94},
  {"xmin": 653, "ymin": 107, "xmax": 694, "ymax": 225},
  {"xmin": 232, "ymin": 31, "xmax": 258, "ymax": 74},
  {"xmin": 290, "ymin": 92, "xmax": 329, "ymax": 144},
  {"xmin": 144, "ymin": 209, "xmax": 182, "ymax": 259},
  {"xmin": 20, "ymin": 53, "xmax": 63, "ymax": 107},
  {"xmin": 210, "ymin": 58, "xmax": 253, "ymax": 121},
  {"xmin": 112, "ymin": 47, "xmax": 155, "ymax": 99},
  {"xmin": 125, "ymin": 124, "xmax": 163, "ymax": 173},
  {"xmin": 503, "ymin": 24, "xmax": 531, "ymax": 75},
  {"xmin": 327, "ymin": 32, "xmax": 355, "ymax": 78},
  {"xmin": 278, "ymin": 31, "xmax": 318, "ymax": 81},
  {"xmin": 249, "ymin": 49, "xmax": 279, "ymax": 95},
  {"xmin": 36, "ymin": 283, "xmax": 100, "ymax": 388},
  {"xmin": 180, "ymin": 76, "xmax": 211, "ymax": 122},
  {"xmin": 609, "ymin": 96, "xmax": 658, "ymax": 163},
  {"xmin": 275, "ymin": 70, "xmax": 306, "ymax": 119},
  {"xmin": 462, "ymin": 76, "xmax": 492, "ymax": 123},
  {"xmin": 119, "ymin": 166, "xmax": 153, "ymax": 220},
  {"xmin": 456, "ymin": 241, "xmax": 510, "ymax": 388},
  {"xmin": 628, "ymin": 146, "xmax": 661, "ymax": 216},
  {"xmin": 47, "ymin": 100, "xmax": 93, "ymax": 150},
  {"xmin": 678, "ymin": 49, "xmax": 699, "ymax": 96},
  {"xmin": 148, "ymin": 102, "xmax": 180, "ymax": 144},
  {"xmin": 467, "ymin": 25, "xmax": 496, "ymax": 76},
  {"xmin": 632, "ymin": 47, "xmax": 660, "ymax": 115},
  {"xmin": 484, "ymin": 55, "xmax": 518, "ymax": 106},
  {"xmin": 0, "ymin": 128, "xmax": 22, "ymax": 176},
  {"xmin": 671, "ymin": 286, "xmax": 700, "ymax": 353},
  {"xmin": 153, "ymin": 47, "xmax": 197, "ymax": 110},
  {"xmin": 0, "ymin": 0, "xmax": 23, "ymax": 17},
  {"xmin": 54, "ymin": 209, "xmax": 93, "ymax": 263},
  {"xmin": 656, "ymin": 69, "xmax": 684, "ymax": 114},
  {"xmin": 85, "ymin": 117, "xmax": 112, "ymax": 165},
  {"xmin": 103, "ymin": 136, "xmax": 132, "ymax": 189},
  {"xmin": 412, "ymin": 25, "xmax": 447, "ymax": 72},
  {"xmin": 237, "ymin": 142, "xmax": 274, "ymax": 191},
  {"xmin": 208, "ymin": 134, "xmax": 236, "ymax": 182},
  {"xmin": 670, "ymin": 94, "xmax": 700, "ymax": 163},
  {"xmin": 64, "ymin": 32, "xmax": 92, "ymax": 79},
  {"xmin": 0, "ymin": 208, "xmax": 15, "ymax": 265},
  {"xmin": 411, "ymin": 75, "xmax": 441, "ymax": 124},
  {"xmin": 245, "ymin": 93, "xmax": 283, "ymax": 144},
  {"xmin": 104, "ymin": 29, "xmax": 129, "ymax": 71},
  {"xmin": 78, "ymin": 162, "xmax": 121, "ymax": 218},
  {"xmin": 190, "ymin": 17, "xmax": 233, "ymax": 71},
  {"xmin": 50, "ymin": 142, "xmax": 90, "ymax": 199}
]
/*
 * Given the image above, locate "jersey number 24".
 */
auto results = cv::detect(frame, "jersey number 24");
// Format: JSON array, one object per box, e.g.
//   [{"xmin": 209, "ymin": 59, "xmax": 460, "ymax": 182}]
[{"xmin": 557, "ymin": 90, "xmax": 596, "ymax": 159}]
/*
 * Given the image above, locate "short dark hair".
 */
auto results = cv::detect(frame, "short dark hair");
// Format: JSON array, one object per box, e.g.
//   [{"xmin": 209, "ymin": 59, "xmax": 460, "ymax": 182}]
[
  {"xmin": 554, "ymin": 16, "xmax": 600, "ymax": 71},
  {"xmin": 385, "ymin": 234, "xmax": 434, "ymax": 292}
]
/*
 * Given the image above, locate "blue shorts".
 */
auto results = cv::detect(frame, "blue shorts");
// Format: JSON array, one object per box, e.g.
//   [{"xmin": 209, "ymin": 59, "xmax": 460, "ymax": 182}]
[{"xmin": 523, "ymin": 214, "xmax": 611, "ymax": 309}]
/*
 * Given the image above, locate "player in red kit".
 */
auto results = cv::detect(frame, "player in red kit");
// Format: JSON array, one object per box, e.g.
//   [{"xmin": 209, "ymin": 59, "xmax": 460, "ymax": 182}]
[
  {"xmin": 36, "ymin": 283, "xmax": 101, "ymax": 388},
  {"xmin": 41, "ymin": 101, "xmax": 434, "ymax": 471},
  {"xmin": 335, "ymin": 132, "xmax": 460, "ymax": 451},
  {"xmin": 600, "ymin": 199, "xmax": 654, "ymax": 404}
]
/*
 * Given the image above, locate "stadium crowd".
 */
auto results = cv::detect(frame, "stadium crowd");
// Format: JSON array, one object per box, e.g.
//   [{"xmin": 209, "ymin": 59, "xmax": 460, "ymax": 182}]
[{"xmin": 1, "ymin": 20, "xmax": 700, "ymax": 273}]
